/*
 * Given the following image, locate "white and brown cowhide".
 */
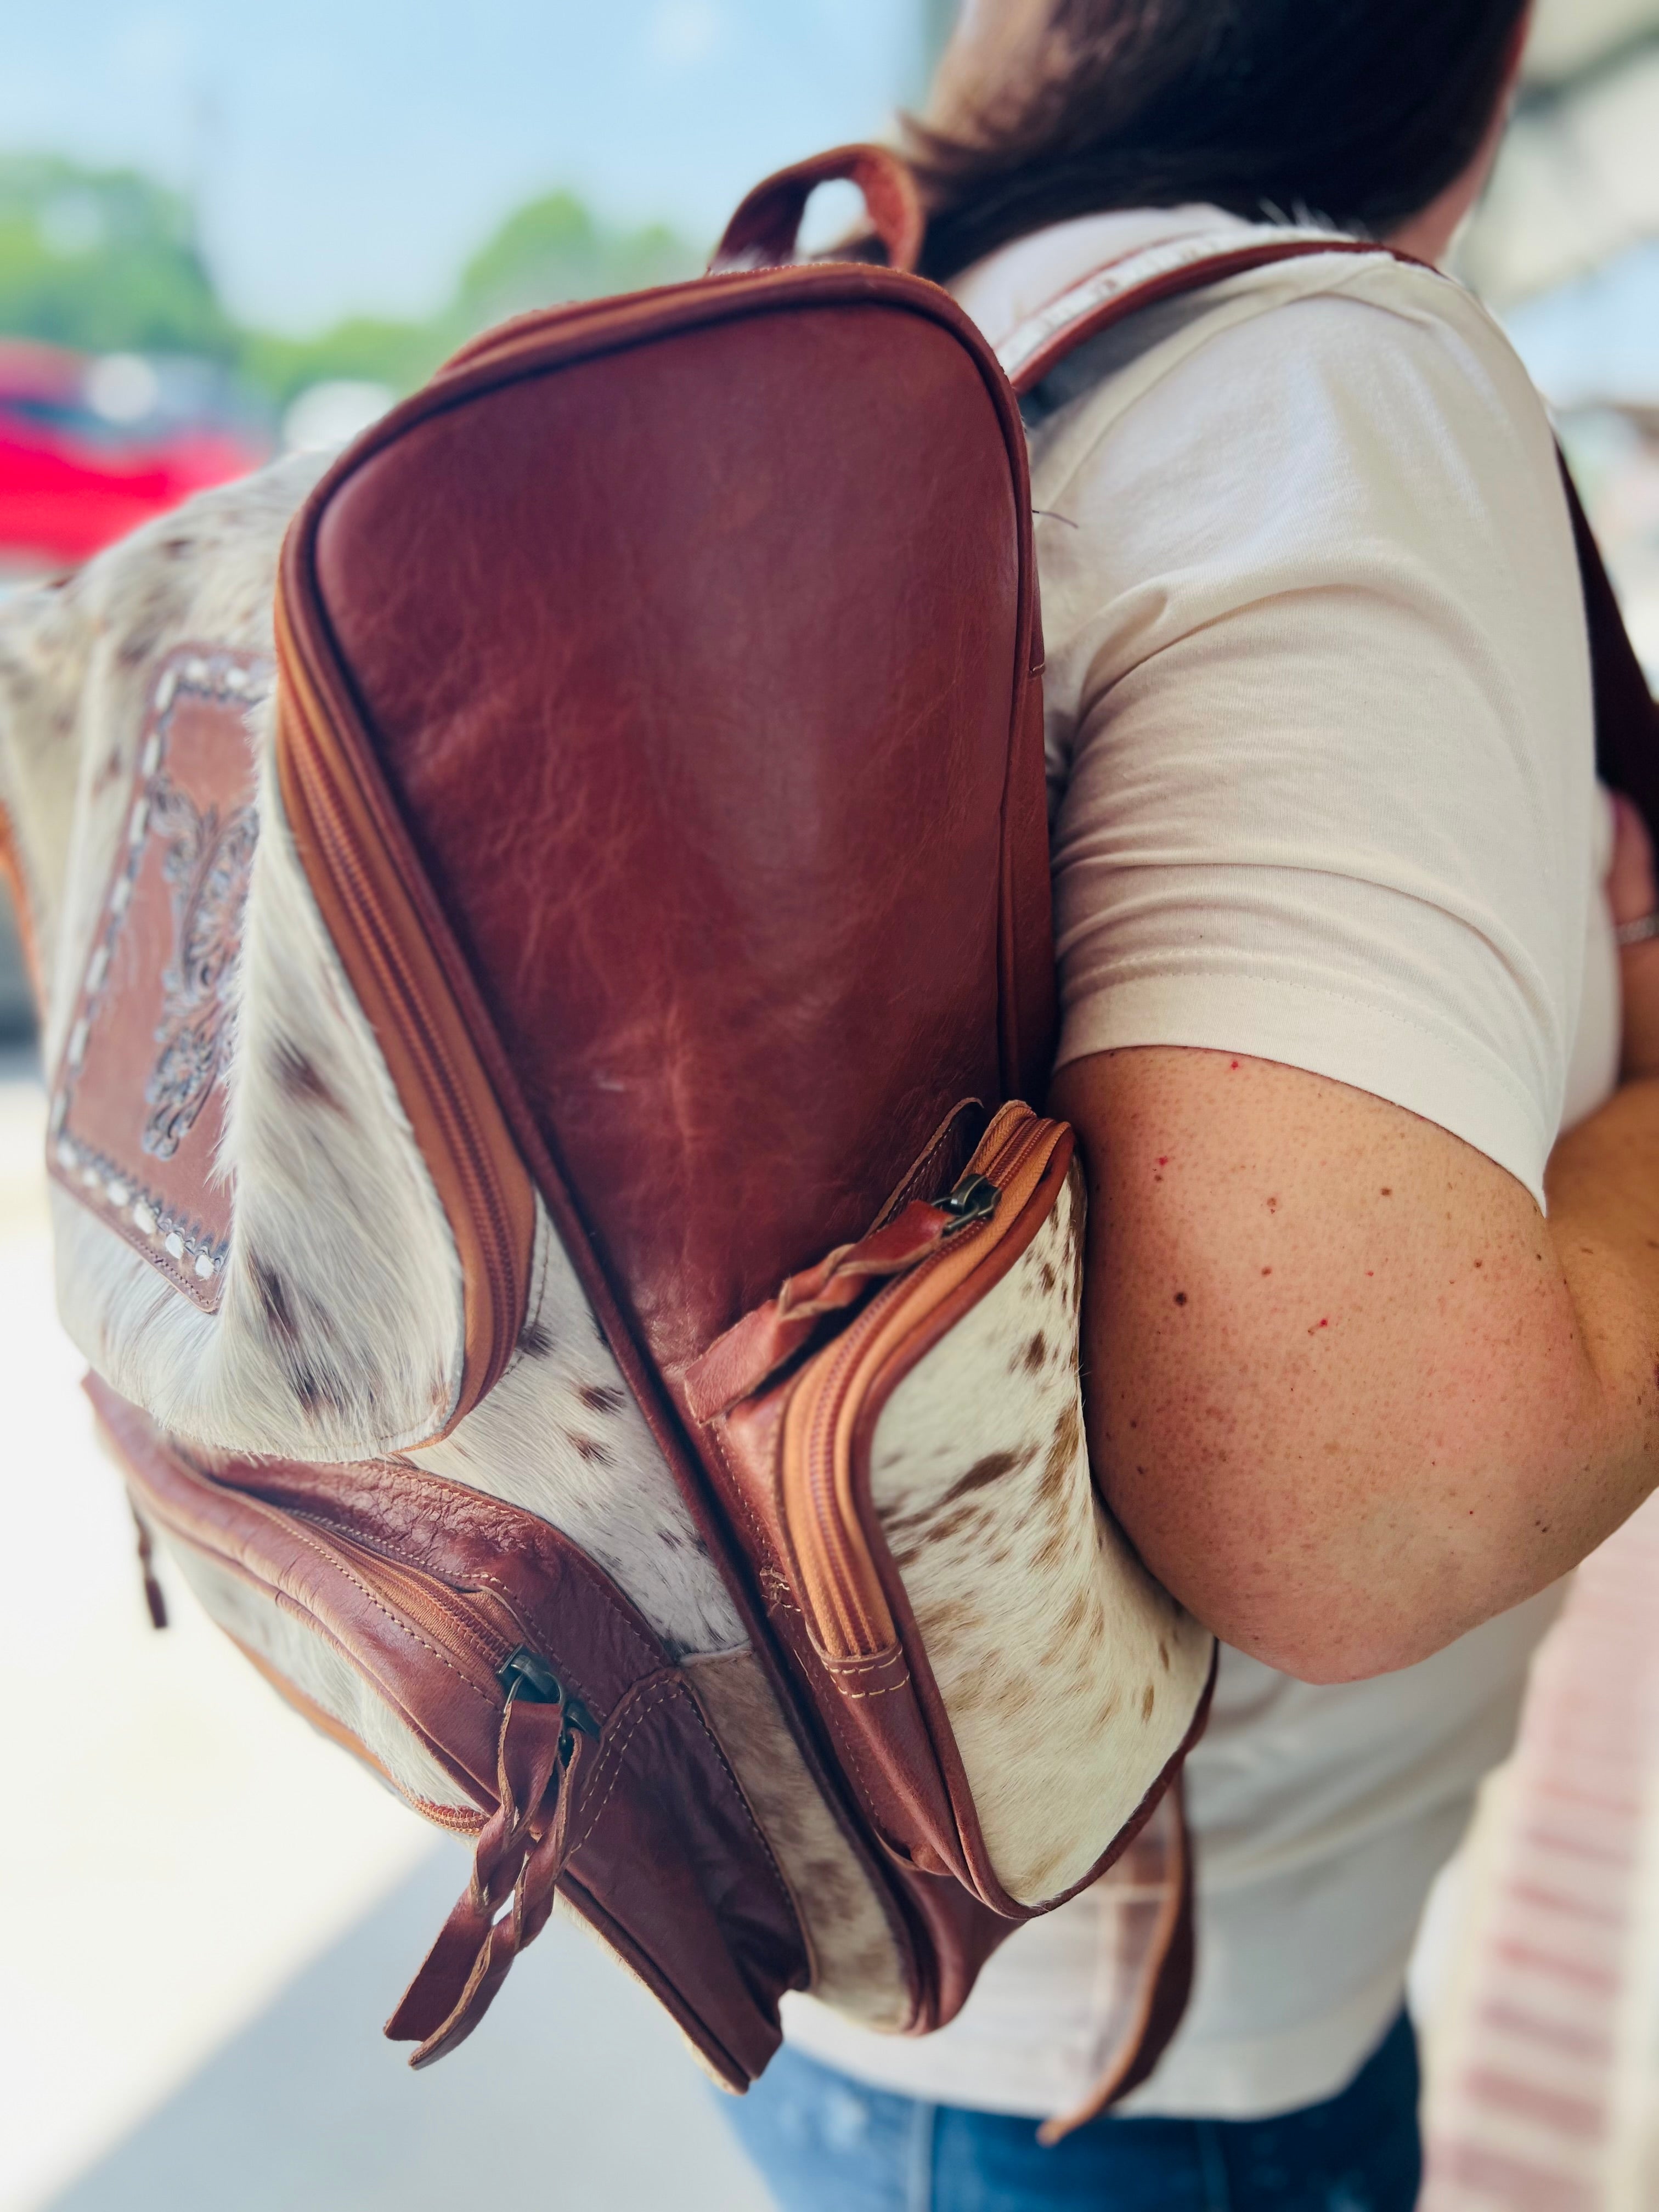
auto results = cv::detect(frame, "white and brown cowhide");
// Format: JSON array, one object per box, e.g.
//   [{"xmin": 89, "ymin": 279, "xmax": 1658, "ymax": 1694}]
[{"xmin": 868, "ymin": 1161, "xmax": 1212, "ymax": 1908}]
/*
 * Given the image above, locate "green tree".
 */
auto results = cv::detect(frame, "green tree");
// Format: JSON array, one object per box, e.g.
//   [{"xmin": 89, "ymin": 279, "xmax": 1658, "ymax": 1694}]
[
  {"xmin": 455, "ymin": 191, "xmax": 695, "ymax": 326},
  {"xmin": 239, "ymin": 193, "xmax": 700, "ymax": 407},
  {"xmin": 0, "ymin": 156, "xmax": 234, "ymax": 359},
  {"xmin": 0, "ymin": 155, "xmax": 698, "ymax": 411},
  {"xmin": 237, "ymin": 315, "xmax": 452, "ymax": 412}
]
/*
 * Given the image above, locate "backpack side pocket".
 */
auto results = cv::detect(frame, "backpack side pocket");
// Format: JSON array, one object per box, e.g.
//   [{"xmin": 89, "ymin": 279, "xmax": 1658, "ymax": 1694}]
[{"xmin": 91, "ymin": 1376, "xmax": 808, "ymax": 2086}]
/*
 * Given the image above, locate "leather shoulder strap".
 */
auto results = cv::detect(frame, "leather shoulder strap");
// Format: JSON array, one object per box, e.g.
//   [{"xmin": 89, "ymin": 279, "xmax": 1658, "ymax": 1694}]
[
  {"xmin": 996, "ymin": 229, "xmax": 1402, "ymax": 395},
  {"xmin": 996, "ymin": 230, "xmax": 1659, "ymax": 831},
  {"xmin": 1560, "ymin": 461, "xmax": 1659, "ymax": 829}
]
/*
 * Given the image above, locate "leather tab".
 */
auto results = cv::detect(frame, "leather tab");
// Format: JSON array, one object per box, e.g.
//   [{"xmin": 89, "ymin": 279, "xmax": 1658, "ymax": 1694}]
[
  {"xmin": 684, "ymin": 1198, "xmax": 963, "ymax": 1421},
  {"xmin": 710, "ymin": 144, "xmax": 924, "ymax": 274},
  {"xmin": 387, "ymin": 1695, "xmax": 580, "ymax": 2065}
]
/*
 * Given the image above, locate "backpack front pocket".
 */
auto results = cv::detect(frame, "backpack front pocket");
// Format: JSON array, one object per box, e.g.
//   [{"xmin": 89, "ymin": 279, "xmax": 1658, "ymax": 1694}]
[{"xmin": 699, "ymin": 1103, "xmax": 1215, "ymax": 1917}]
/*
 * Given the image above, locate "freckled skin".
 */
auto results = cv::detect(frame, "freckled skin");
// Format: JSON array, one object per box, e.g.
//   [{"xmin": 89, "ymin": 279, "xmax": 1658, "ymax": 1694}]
[{"xmin": 1051, "ymin": 1041, "xmax": 1659, "ymax": 1684}]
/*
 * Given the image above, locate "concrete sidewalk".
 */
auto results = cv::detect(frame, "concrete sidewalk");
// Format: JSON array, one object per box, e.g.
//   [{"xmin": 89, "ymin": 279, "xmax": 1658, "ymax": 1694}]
[{"xmin": 44, "ymin": 1850, "xmax": 772, "ymax": 2212}]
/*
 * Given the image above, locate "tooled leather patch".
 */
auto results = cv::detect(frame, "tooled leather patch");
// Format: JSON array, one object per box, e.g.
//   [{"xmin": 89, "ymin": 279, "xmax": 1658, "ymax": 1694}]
[{"xmin": 49, "ymin": 648, "xmax": 267, "ymax": 1312}]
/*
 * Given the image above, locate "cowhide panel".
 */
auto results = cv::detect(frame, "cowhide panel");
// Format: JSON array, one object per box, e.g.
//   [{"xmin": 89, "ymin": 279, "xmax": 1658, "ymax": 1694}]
[
  {"xmin": 868, "ymin": 1162, "xmax": 1213, "ymax": 1908},
  {"xmin": 1, "ymin": 461, "xmax": 747, "ymax": 1648},
  {"xmin": 168, "ymin": 1540, "xmax": 473, "ymax": 1816},
  {"xmin": 685, "ymin": 1649, "xmax": 912, "ymax": 2031},
  {"xmin": 2, "ymin": 464, "xmax": 921, "ymax": 2040},
  {"xmin": 409, "ymin": 1197, "xmax": 746, "ymax": 1660}
]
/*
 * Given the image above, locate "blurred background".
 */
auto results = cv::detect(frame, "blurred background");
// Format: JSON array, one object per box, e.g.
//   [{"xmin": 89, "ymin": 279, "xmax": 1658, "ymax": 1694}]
[{"xmin": 7, "ymin": 1, "xmax": 1659, "ymax": 2206}]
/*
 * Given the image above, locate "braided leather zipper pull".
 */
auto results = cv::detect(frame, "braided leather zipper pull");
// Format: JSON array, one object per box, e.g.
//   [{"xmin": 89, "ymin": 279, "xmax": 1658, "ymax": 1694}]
[{"xmin": 385, "ymin": 1678, "xmax": 590, "ymax": 2067}]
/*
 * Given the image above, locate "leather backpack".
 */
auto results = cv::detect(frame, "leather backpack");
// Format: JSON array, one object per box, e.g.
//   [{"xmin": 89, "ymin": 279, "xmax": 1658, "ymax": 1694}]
[{"xmin": 3, "ymin": 145, "xmax": 1649, "ymax": 2131}]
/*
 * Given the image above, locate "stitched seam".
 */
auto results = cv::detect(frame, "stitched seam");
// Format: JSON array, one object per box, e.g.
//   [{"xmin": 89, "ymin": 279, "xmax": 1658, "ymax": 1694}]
[
  {"xmin": 565, "ymin": 1679, "xmax": 680, "ymax": 1857},
  {"xmin": 48, "ymin": 1154, "xmax": 227, "ymax": 1311},
  {"xmin": 813, "ymin": 1646, "xmax": 904, "ymax": 1810},
  {"xmin": 261, "ymin": 1590, "xmax": 486, "ymax": 1826},
  {"xmin": 668, "ymin": 1675, "xmax": 799, "ymax": 1912},
  {"xmin": 465, "ymin": 1564, "xmax": 616, "ymax": 1711},
  {"xmin": 283, "ymin": 1498, "xmax": 661, "ymax": 1689},
  {"xmin": 709, "ymin": 1425, "xmax": 789, "ymax": 1575},
  {"xmin": 239, "ymin": 1510, "xmax": 499, "ymax": 1712},
  {"xmin": 709, "ymin": 1423, "xmax": 893, "ymax": 1676},
  {"xmin": 467, "ymin": 1557, "xmax": 661, "ymax": 1680},
  {"xmin": 253, "ymin": 1503, "xmax": 519, "ymax": 1707},
  {"xmin": 704, "ymin": 1425, "xmax": 919, "ymax": 1870},
  {"xmin": 567, "ymin": 1674, "xmax": 799, "ymax": 1937}
]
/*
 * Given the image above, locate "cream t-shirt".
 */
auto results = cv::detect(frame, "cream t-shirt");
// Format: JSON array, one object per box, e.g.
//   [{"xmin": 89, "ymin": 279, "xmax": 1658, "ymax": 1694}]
[{"xmin": 782, "ymin": 208, "xmax": 1620, "ymax": 2120}]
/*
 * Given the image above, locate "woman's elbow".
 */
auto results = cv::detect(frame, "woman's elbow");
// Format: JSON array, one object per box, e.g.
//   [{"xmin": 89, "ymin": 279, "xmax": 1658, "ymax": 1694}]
[{"xmin": 1110, "ymin": 1488, "xmax": 1475, "ymax": 1685}]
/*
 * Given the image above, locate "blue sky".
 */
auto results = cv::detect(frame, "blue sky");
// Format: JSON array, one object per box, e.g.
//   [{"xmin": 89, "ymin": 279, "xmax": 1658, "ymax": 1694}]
[{"xmin": 3, "ymin": 2, "xmax": 928, "ymax": 332}]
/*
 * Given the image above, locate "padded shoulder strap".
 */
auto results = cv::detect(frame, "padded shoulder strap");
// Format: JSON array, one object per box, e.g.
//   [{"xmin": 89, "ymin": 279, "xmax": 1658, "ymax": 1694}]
[{"xmin": 997, "ymin": 230, "xmax": 1659, "ymax": 832}]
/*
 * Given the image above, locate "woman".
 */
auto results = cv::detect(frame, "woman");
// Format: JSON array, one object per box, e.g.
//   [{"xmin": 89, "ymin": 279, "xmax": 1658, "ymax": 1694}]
[{"xmin": 725, "ymin": 4, "xmax": 1659, "ymax": 2207}]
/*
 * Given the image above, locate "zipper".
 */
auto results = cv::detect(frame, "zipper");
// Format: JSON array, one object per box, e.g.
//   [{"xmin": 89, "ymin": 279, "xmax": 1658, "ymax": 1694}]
[
  {"xmin": 779, "ymin": 1103, "xmax": 1067, "ymax": 1659},
  {"xmin": 282, "ymin": 1504, "xmax": 601, "ymax": 1743},
  {"xmin": 273, "ymin": 599, "xmax": 524, "ymax": 1418}
]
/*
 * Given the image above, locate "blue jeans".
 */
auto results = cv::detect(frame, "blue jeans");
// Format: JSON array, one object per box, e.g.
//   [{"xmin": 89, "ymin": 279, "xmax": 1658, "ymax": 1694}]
[{"xmin": 723, "ymin": 2011, "xmax": 1421, "ymax": 2211}]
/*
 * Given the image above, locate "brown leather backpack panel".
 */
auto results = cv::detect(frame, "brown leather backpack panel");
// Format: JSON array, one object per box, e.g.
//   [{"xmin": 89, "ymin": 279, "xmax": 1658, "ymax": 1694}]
[{"xmin": 294, "ymin": 274, "xmax": 1049, "ymax": 1373}]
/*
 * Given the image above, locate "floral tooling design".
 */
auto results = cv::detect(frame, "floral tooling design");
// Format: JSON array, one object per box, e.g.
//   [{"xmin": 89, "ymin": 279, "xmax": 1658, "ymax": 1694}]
[{"xmin": 142, "ymin": 778, "xmax": 257, "ymax": 1161}]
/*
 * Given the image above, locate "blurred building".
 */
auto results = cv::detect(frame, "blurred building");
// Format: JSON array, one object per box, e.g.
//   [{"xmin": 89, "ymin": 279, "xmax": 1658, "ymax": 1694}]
[
  {"xmin": 1466, "ymin": 0, "xmax": 1659, "ymax": 676},
  {"xmin": 1469, "ymin": 0, "xmax": 1659, "ymax": 309}
]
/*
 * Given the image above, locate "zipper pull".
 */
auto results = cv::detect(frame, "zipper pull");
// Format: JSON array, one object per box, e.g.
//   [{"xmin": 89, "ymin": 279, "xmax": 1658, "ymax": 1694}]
[
  {"xmin": 497, "ymin": 1646, "xmax": 561, "ymax": 1702},
  {"xmin": 498, "ymin": 1646, "xmax": 601, "ymax": 1747},
  {"xmin": 388, "ymin": 1662, "xmax": 598, "ymax": 2067},
  {"xmin": 936, "ymin": 1171, "xmax": 1000, "ymax": 1232}
]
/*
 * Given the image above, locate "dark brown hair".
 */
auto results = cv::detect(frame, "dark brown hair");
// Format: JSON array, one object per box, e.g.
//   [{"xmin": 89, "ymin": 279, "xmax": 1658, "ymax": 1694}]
[{"xmin": 907, "ymin": 0, "xmax": 1530, "ymax": 281}]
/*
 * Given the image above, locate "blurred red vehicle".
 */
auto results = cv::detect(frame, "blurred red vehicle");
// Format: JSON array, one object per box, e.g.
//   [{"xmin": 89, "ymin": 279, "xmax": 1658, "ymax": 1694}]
[{"xmin": 0, "ymin": 340, "xmax": 268, "ymax": 572}]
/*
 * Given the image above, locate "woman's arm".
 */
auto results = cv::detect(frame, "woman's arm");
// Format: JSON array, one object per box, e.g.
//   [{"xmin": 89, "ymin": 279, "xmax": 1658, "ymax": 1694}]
[{"xmin": 1054, "ymin": 806, "xmax": 1659, "ymax": 1683}]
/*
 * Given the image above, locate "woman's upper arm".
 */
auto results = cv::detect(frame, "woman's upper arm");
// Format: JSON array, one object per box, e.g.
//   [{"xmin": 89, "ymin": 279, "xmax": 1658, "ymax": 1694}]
[
  {"xmin": 1031, "ymin": 279, "xmax": 1607, "ymax": 1679},
  {"xmin": 1051, "ymin": 1046, "xmax": 1596, "ymax": 1684}
]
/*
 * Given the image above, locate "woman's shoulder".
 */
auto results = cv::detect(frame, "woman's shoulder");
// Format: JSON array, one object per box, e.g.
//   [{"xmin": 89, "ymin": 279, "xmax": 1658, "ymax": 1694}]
[
  {"xmin": 1020, "ymin": 229, "xmax": 1552, "ymax": 509},
  {"xmin": 1017, "ymin": 229, "xmax": 1565, "ymax": 609},
  {"xmin": 1022, "ymin": 226, "xmax": 1588, "ymax": 797}
]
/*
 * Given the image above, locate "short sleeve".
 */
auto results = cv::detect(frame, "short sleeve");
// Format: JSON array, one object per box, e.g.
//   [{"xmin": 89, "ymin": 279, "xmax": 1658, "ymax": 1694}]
[{"xmin": 1030, "ymin": 267, "xmax": 1599, "ymax": 1211}]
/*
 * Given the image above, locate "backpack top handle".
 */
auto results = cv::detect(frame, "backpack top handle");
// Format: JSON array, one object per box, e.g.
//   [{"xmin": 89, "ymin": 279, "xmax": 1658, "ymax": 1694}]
[{"xmin": 710, "ymin": 143, "xmax": 925, "ymax": 275}]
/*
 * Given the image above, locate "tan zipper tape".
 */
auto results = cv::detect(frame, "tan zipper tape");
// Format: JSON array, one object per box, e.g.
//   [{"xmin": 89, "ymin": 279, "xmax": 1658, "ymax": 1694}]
[
  {"xmin": 304, "ymin": 1528, "xmax": 518, "ymax": 1682},
  {"xmin": 135, "ymin": 1447, "xmax": 515, "ymax": 1697},
  {"xmin": 781, "ymin": 1105, "xmax": 1069, "ymax": 1658}
]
